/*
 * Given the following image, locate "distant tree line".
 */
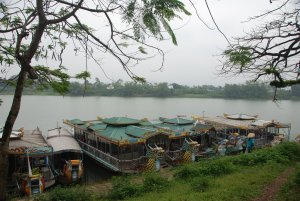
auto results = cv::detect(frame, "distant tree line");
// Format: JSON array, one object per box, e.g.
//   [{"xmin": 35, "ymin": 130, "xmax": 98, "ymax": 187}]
[{"xmin": 1, "ymin": 78, "xmax": 300, "ymax": 99}]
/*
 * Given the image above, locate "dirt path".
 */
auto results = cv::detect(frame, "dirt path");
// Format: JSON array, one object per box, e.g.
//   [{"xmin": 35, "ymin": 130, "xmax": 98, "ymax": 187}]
[{"xmin": 252, "ymin": 167, "xmax": 295, "ymax": 201}]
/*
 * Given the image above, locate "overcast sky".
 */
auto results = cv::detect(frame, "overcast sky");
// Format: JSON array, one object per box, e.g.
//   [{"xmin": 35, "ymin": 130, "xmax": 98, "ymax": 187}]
[
  {"xmin": 4, "ymin": 0, "xmax": 288, "ymax": 86},
  {"xmin": 77, "ymin": 0, "xmax": 283, "ymax": 86}
]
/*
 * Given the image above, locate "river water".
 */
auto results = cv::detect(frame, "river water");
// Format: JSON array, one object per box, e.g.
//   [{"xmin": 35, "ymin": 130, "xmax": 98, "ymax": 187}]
[{"xmin": 0, "ymin": 95, "xmax": 299, "ymax": 139}]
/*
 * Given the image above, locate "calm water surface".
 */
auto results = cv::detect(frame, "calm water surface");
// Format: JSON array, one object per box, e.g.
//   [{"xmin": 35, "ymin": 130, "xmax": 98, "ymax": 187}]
[{"xmin": 0, "ymin": 95, "xmax": 299, "ymax": 139}]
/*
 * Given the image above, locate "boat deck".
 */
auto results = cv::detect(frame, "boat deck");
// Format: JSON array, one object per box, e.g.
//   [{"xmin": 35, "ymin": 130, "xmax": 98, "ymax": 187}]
[
  {"xmin": 78, "ymin": 140, "xmax": 147, "ymax": 173},
  {"xmin": 9, "ymin": 128, "xmax": 51, "ymax": 154},
  {"xmin": 47, "ymin": 128, "xmax": 82, "ymax": 154}
]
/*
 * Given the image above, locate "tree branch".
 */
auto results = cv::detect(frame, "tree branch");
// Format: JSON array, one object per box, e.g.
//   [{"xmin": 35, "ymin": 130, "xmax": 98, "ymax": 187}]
[
  {"xmin": 53, "ymin": 0, "xmax": 120, "ymax": 13},
  {"xmin": 47, "ymin": 0, "xmax": 84, "ymax": 24}
]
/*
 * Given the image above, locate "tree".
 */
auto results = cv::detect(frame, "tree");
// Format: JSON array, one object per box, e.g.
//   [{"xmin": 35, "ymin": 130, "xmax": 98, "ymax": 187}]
[
  {"xmin": 291, "ymin": 84, "xmax": 300, "ymax": 97},
  {"xmin": 221, "ymin": 0, "xmax": 300, "ymax": 100},
  {"xmin": 224, "ymin": 82, "xmax": 270, "ymax": 99},
  {"xmin": 0, "ymin": 0, "xmax": 191, "ymax": 199},
  {"xmin": 153, "ymin": 82, "xmax": 172, "ymax": 97}
]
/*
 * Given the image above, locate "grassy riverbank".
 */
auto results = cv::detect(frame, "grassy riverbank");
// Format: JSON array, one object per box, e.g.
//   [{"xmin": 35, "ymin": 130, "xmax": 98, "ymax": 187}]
[
  {"xmin": 276, "ymin": 165, "xmax": 300, "ymax": 201},
  {"xmin": 32, "ymin": 142, "xmax": 300, "ymax": 201}
]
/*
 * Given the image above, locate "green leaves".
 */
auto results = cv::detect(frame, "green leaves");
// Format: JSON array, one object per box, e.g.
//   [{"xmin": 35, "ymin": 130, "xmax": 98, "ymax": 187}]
[
  {"xmin": 24, "ymin": 7, "xmax": 34, "ymax": 14},
  {"xmin": 0, "ymin": 2, "xmax": 8, "ymax": 12},
  {"xmin": 132, "ymin": 76, "xmax": 146, "ymax": 83},
  {"xmin": 145, "ymin": 0, "xmax": 191, "ymax": 44},
  {"xmin": 224, "ymin": 46, "xmax": 252, "ymax": 69},
  {"xmin": 0, "ymin": 53, "xmax": 15, "ymax": 66},
  {"xmin": 138, "ymin": 46, "xmax": 147, "ymax": 54},
  {"xmin": 58, "ymin": 8, "xmax": 68, "ymax": 16},
  {"xmin": 50, "ymin": 80, "xmax": 70, "ymax": 94},
  {"xmin": 33, "ymin": 65, "xmax": 70, "ymax": 95},
  {"xmin": 270, "ymin": 79, "xmax": 300, "ymax": 88},
  {"xmin": 161, "ymin": 17, "xmax": 177, "ymax": 45},
  {"xmin": 124, "ymin": 0, "xmax": 190, "ymax": 45},
  {"xmin": 75, "ymin": 71, "xmax": 91, "ymax": 79},
  {"xmin": 264, "ymin": 67, "xmax": 300, "ymax": 88},
  {"xmin": 126, "ymin": 1, "xmax": 135, "ymax": 19},
  {"xmin": 12, "ymin": 16, "xmax": 22, "ymax": 26},
  {"xmin": 143, "ymin": 12, "xmax": 161, "ymax": 37},
  {"xmin": 151, "ymin": 0, "xmax": 191, "ymax": 19},
  {"xmin": 224, "ymin": 45, "xmax": 300, "ymax": 89}
]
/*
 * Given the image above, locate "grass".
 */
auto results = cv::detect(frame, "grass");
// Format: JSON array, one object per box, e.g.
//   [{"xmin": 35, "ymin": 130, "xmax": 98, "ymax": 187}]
[
  {"xmin": 31, "ymin": 142, "xmax": 300, "ymax": 201},
  {"xmin": 33, "ymin": 185, "xmax": 98, "ymax": 201},
  {"xmin": 104, "ymin": 172, "xmax": 170, "ymax": 200},
  {"xmin": 126, "ymin": 162, "xmax": 287, "ymax": 201},
  {"xmin": 276, "ymin": 165, "xmax": 300, "ymax": 201}
]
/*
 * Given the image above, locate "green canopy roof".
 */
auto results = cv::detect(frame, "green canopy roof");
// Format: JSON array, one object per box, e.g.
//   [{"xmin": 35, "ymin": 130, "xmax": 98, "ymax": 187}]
[
  {"xmin": 70, "ymin": 119, "xmax": 85, "ymax": 125},
  {"xmin": 66, "ymin": 116, "xmax": 200, "ymax": 144},
  {"xmin": 125, "ymin": 126, "xmax": 156, "ymax": 139},
  {"xmin": 89, "ymin": 121, "xmax": 103, "ymax": 125},
  {"xmin": 79, "ymin": 124, "xmax": 88, "ymax": 130},
  {"xmin": 139, "ymin": 121, "xmax": 154, "ymax": 126},
  {"xmin": 103, "ymin": 117, "xmax": 141, "ymax": 125},
  {"xmin": 155, "ymin": 123, "xmax": 193, "ymax": 136},
  {"xmin": 191, "ymin": 124, "xmax": 215, "ymax": 133},
  {"xmin": 95, "ymin": 126, "xmax": 139, "ymax": 143},
  {"xmin": 160, "ymin": 117, "xmax": 194, "ymax": 125},
  {"xmin": 88, "ymin": 123, "xmax": 107, "ymax": 131}
]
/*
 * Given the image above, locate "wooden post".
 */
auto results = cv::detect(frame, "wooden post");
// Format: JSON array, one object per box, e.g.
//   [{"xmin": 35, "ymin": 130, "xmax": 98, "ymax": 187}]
[{"xmin": 109, "ymin": 142, "xmax": 112, "ymax": 155}]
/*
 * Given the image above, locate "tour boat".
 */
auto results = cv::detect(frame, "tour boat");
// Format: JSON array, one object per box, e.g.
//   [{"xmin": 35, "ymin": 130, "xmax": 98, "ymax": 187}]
[
  {"xmin": 63, "ymin": 116, "xmax": 216, "ymax": 173},
  {"xmin": 204, "ymin": 113, "xmax": 291, "ymax": 154},
  {"xmin": 7, "ymin": 128, "xmax": 55, "ymax": 196},
  {"xmin": 46, "ymin": 127, "xmax": 84, "ymax": 184}
]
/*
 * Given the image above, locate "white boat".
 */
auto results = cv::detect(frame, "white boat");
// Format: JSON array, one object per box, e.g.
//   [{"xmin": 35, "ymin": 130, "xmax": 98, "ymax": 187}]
[{"xmin": 46, "ymin": 128, "xmax": 83, "ymax": 184}]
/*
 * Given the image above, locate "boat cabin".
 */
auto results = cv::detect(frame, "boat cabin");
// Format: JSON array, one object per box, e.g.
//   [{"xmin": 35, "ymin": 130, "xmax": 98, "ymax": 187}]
[
  {"xmin": 204, "ymin": 113, "xmax": 291, "ymax": 147},
  {"xmin": 64, "ymin": 116, "xmax": 215, "ymax": 172}
]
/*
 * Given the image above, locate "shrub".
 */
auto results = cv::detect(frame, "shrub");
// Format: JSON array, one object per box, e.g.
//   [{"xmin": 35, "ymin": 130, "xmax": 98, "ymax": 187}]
[
  {"xmin": 174, "ymin": 166, "xmax": 199, "ymax": 179},
  {"xmin": 294, "ymin": 170, "xmax": 300, "ymax": 185},
  {"xmin": 142, "ymin": 173, "xmax": 169, "ymax": 192},
  {"xmin": 232, "ymin": 147, "xmax": 290, "ymax": 166},
  {"xmin": 275, "ymin": 142, "xmax": 300, "ymax": 161},
  {"xmin": 33, "ymin": 185, "xmax": 94, "ymax": 201},
  {"xmin": 175, "ymin": 158, "xmax": 234, "ymax": 180},
  {"xmin": 197, "ymin": 158, "xmax": 234, "ymax": 177},
  {"xmin": 190, "ymin": 177, "xmax": 210, "ymax": 192},
  {"xmin": 107, "ymin": 176, "xmax": 141, "ymax": 200}
]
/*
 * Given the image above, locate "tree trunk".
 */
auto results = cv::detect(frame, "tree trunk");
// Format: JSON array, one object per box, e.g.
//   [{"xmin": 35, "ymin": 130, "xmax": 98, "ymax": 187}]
[
  {"xmin": 0, "ymin": 142, "xmax": 9, "ymax": 201},
  {"xmin": 0, "ymin": 69, "xmax": 27, "ymax": 201},
  {"xmin": 0, "ymin": 4, "xmax": 47, "ymax": 198}
]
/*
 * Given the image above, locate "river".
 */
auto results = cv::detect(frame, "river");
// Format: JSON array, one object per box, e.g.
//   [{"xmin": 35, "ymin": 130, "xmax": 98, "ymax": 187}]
[{"xmin": 0, "ymin": 95, "xmax": 299, "ymax": 139}]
